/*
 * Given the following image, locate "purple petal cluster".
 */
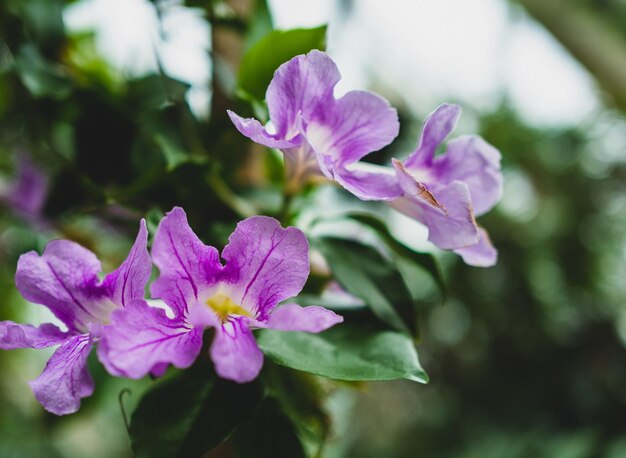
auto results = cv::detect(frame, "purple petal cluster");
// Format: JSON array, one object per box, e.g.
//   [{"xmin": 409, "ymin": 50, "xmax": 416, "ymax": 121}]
[
  {"xmin": 228, "ymin": 51, "xmax": 502, "ymax": 266},
  {"xmin": 99, "ymin": 208, "xmax": 341, "ymax": 383},
  {"xmin": 0, "ymin": 221, "xmax": 150, "ymax": 415},
  {"xmin": 0, "ymin": 209, "xmax": 341, "ymax": 414},
  {"xmin": 228, "ymin": 50, "xmax": 400, "ymax": 197}
]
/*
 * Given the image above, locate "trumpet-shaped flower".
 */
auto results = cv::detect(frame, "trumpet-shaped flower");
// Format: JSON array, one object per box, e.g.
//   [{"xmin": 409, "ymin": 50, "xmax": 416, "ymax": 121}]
[
  {"xmin": 228, "ymin": 51, "xmax": 502, "ymax": 266},
  {"xmin": 228, "ymin": 50, "xmax": 400, "ymax": 197},
  {"xmin": 0, "ymin": 221, "xmax": 150, "ymax": 415},
  {"xmin": 98, "ymin": 208, "xmax": 342, "ymax": 383},
  {"xmin": 388, "ymin": 104, "xmax": 502, "ymax": 266}
]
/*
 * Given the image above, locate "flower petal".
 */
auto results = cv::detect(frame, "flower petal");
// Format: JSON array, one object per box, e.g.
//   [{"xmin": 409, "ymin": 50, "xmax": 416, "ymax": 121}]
[
  {"xmin": 434, "ymin": 135, "xmax": 503, "ymax": 215},
  {"xmin": 265, "ymin": 304, "xmax": 343, "ymax": 333},
  {"xmin": 390, "ymin": 181, "xmax": 479, "ymax": 250},
  {"xmin": 454, "ymin": 227, "xmax": 498, "ymax": 267},
  {"xmin": 98, "ymin": 299, "xmax": 202, "ymax": 379},
  {"xmin": 210, "ymin": 317, "xmax": 263, "ymax": 383},
  {"xmin": 221, "ymin": 216, "xmax": 309, "ymax": 320},
  {"xmin": 227, "ymin": 111, "xmax": 302, "ymax": 149},
  {"xmin": 102, "ymin": 219, "xmax": 151, "ymax": 307},
  {"xmin": 29, "ymin": 334, "xmax": 94, "ymax": 415},
  {"xmin": 305, "ymin": 90, "xmax": 399, "ymax": 171},
  {"xmin": 403, "ymin": 103, "xmax": 461, "ymax": 169},
  {"xmin": 0, "ymin": 322, "xmax": 69, "ymax": 350},
  {"xmin": 15, "ymin": 241, "xmax": 110, "ymax": 332},
  {"xmin": 266, "ymin": 50, "xmax": 340, "ymax": 139},
  {"xmin": 334, "ymin": 162, "xmax": 403, "ymax": 201},
  {"xmin": 151, "ymin": 207, "xmax": 222, "ymax": 319}
]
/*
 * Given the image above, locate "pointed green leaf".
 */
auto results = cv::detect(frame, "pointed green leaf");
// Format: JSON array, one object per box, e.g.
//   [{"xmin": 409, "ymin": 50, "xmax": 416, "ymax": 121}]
[
  {"xmin": 257, "ymin": 324, "xmax": 428, "ymax": 383},
  {"xmin": 238, "ymin": 26, "xmax": 327, "ymax": 103},
  {"xmin": 130, "ymin": 364, "xmax": 263, "ymax": 458},
  {"xmin": 233, "ymin": 398, "xmax": 306, "ymax": 458},
  {"xmin": 315, "ymin": 236, "xmax": 418, "ymax": 336},
  {"xmin": 346, "ymin": 212, "xmax": 447, "ymax": 297}
]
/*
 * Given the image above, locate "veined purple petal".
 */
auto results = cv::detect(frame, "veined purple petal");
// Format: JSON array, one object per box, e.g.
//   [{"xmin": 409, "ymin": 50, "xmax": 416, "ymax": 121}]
[
  {"xmin": 266, "ymin": 50, "xmax": 340, "ymax": 139},
  {"xmin": 29, "ymin": 334, "xmax": 94, "ymax": 415},
  {"xmin": 98, "ymin": 299, "xmax": 202, "ymax": 379},
  {"xmin": 0, "ymin": 322, "xmax": 69, "ymax": 350},
  {"xmin": 334, "ymin": 162, "xmax": 403, "ymax": 201},
  {"xmin": 221, "ymin": 216, "xmax": 309, "ymax": 320},
  {"xmin": 151, "ymin": 207, "xmax": 223, "ymax": 319},
  {"xmin": 454, "ymin": 227, "xmax": 498, "ymax": 267},
  {"xmin": 304, "ymin": 90, "xmax": 399, "ymax": 171},
  {"xmin": 264, "ymin": 304, "xmax": 343, "ymax": 333},
  {"xmin": 15, "ymin": 240, "xmax": 111, "ymax": 332},
  {"xmin": 102, "ymin": 219, "xmax": 151, "ymax": 307},
  {"xmin": 433, "ymin": 135, "xmax": 502, "ymax": 215},
  {"xmin": 227, "ymin": 111, "xmax": 302, "ymax": 149},
  {"xmin": 403, "ymin": 104, "xmax": 461, "ymax": 169},
  {"xmin": 210, "ymin": 317, "xmax": 263, "ymax": 383},
  {"xmin": 390, "ymin": 181, "xmax": 479, "ymax": 250}
]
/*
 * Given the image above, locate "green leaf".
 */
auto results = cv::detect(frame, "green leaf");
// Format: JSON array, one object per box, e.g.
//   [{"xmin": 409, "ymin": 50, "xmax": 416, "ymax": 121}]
[
  {"xmin": 130, "ymin": 364, "xmax": 263, "ymax": 458},
  {"xmin": 315, "ymin": 236, "xmax": 418, "ymax": 336},
  {"xmin": 127, "ymin": 74, "xmax": 190, "ymax": 115},
  {"xmin": 233, "ymin": 398, "xmax": 306, "ymax": 458},
  {"xmin": 262, "ymin": 364, "xmax": 330, "ymax": 456},
  {"xmin": 257, "ymin": 323, "xmax": 428, "ymax": 383},
  {"xmin": 153, "ymin": 133, "xmax": 190, "ymax": 171},
  {"xmin": 346, "ymin": 212, "xmax": 447, "ymax": 297},
  {"xmin": 243, "ymin": 0, "xmax": 274, "ymax": 51},
  {"xmin": 14, "ymin": 45, "xmax": 71, "ymax": 99},
  {"xmin": 238, "ymin": 26, "xmax": 327, "ymax": 103}
]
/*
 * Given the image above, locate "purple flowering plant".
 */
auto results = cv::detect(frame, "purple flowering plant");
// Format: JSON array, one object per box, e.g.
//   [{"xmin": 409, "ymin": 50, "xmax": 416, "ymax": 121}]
[
  {"xmin": 0, "ymin": 24, "xmax": 502, "ymax": 458},
  {"xmin": 229, "ymin": 51, "xmax": 502, "ymax": 266},
  {"xmin": 0, "ymin": 221, "xmax": 150, "ymax": 415}
]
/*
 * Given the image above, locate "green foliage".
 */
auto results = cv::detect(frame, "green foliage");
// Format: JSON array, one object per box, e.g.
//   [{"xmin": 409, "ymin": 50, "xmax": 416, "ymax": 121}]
[
  {"xmin": 345, "ymin": 212, "xmax": 446, "ymax": 297},
  {"xmin": 233, "ymin": 398, "xmax": 307, "ymax": 458},
  {"xmin": 2, "ymin": 0, "xmax": 626, "ymax": 457},
  {"xmin": 237, "ymin": 26, "xmax": 327, "ymax": 105},
  {"xmin": 130, "ymin": 363, "xmax": 263, "ymax": 458},
  {"xmin": 315, "ymin": 236, "xmax": 419, "ymax": 337},
  {"xmin": 257, "ymin": 323, "xmax": 428, "ymax": 383},
  {"xmin": 14, "ymin": 45, "xmax": 71, "ymax": 99}
]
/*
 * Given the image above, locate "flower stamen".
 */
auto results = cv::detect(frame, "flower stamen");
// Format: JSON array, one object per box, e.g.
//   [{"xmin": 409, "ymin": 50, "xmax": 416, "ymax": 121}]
[{"xmin": 206, "ymin": 293, "xmax": 250, "ymax": 323}]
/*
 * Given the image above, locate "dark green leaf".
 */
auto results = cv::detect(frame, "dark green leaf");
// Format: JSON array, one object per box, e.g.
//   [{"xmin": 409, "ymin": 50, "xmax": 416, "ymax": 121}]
[
  {"xmin": 153, "ymin": 133, "xmax": 190, "ymax": 171},
  {"xmin": 262, "ymin": 363, "xmax": 329, "ymax": 456},
  {"xmin": 315, "ymin": 236, "xmax": 418, "ymax": 336},
  {"xmin": 257, "ymin": 323, "xmax": 428, "ymax": 383},
  {"xmin": 130, "ymin": 364, "xmax": 263, "ymax": 458},
  {"xmin": 238, "ymin": 26, "xmax": 327, "ymax": 103},
  {"xmin": 243, "ymin": 0, "xmax": 274, "ymax": 51},
  {"xmin": 127, "ymin": 74, "xmax": 190, "ymax": 115},
  {"xmin": 346, "ymin": 212, "xmax": 447, "ymax": 297},
  {"xmin": 19, "ymin": 0, "xmax": 65, "ymax": 54},
  {"xmin": 233, "ymin": 398, "xmax": 306, "ymax": 458},
  {"xmin": 14, "ymin": 45, "xmax": 71, "ymax": 99}
]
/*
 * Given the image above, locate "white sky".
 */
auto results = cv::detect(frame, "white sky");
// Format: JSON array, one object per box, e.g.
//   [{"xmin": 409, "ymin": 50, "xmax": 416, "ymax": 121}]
[{"xmin": 64, "ymin": 0, "xmax": 600, "ymax": 125}]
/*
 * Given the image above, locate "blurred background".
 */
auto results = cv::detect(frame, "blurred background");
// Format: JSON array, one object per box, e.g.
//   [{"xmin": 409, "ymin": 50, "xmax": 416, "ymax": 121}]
[{"xmin": 1, "ymin": 0, "xmax": 626, "ymax": 457}]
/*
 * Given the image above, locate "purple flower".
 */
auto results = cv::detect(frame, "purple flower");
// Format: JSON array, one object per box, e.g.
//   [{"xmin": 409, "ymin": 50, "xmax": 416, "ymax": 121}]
[
  {"xmin": 98, "ymin": 207, "xmax": 343, "ymax": 383},
  {"xmin": 388, "ymin": 104, "xmax": 502, "ymax": 266},
  {"xmin": 227, "ymin": 52, "xmax": 502, "ymax": 266},
  {"xmin": 228, "ymin": 50, "xmax": 400, "ymax": 197},
  {"xmin": 1, "ymin": 154, "xmax": 49, "ymax": 222},
  {"xmin": 0, "ymin": 222, "xmax": 150, "ymax": 415}
]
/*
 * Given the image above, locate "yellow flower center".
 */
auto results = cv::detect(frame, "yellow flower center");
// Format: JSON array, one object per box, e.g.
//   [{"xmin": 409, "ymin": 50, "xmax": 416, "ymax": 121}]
[{"xmin": 206, "ymin": 293, "xmax": 250, "ymax": 323}]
